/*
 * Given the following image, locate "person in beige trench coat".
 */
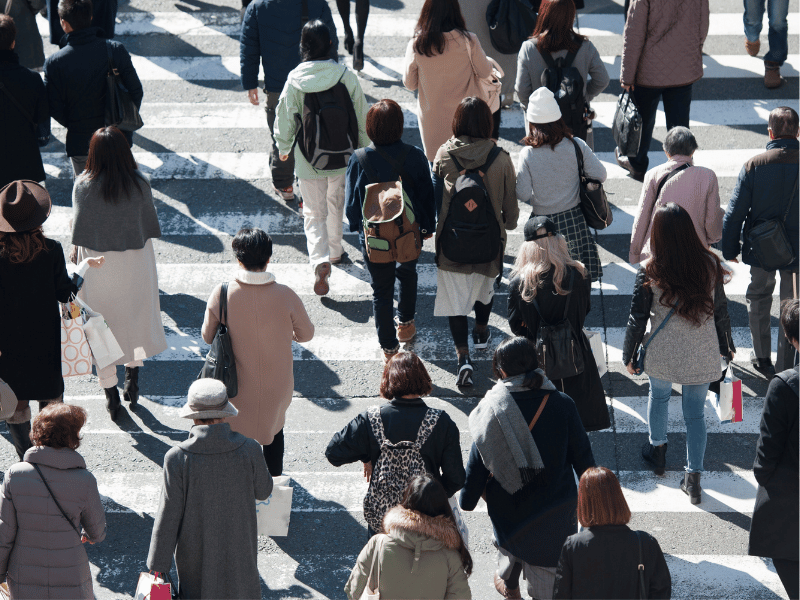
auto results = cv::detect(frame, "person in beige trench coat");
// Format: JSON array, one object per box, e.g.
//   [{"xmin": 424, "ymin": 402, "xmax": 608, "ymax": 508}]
[{"xmin": 202, "ymin": 227, "xmax": 314, "ymax": 475}]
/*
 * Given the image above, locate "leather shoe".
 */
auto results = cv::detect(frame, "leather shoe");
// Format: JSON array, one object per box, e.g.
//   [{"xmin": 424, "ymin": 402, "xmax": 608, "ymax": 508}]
[
  {"xmin": 764, "ymin": 61, "xmax": 783, "ymax": 89},
  {"xmin": 750, "ymin": 353, "xmax": 776, "ymax": 377},
  {"xmin": 615, "ymin": 147, "xmax": 645, "ymax": 182},
  {"xmin": 494, "ymin": 572, "xmax": 522, "ymax": 599},
  {"xmin": 744, "ymin": 39, "xmax": 760, "ymax": 56}
]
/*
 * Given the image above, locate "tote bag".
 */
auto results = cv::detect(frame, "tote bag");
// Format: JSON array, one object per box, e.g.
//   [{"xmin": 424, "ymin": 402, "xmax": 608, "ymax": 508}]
[
  {"xmin": 134, "ymin": 572, "xmax": 172, "ymax": 600},
  {"xmin": 584, "ymin": 328, "xmax": 607, "ymax": 377},
  {"xmin": 256, "ymin": 475, "xmax": 293, "ymax": 537},
  {"xmin": 712, "ymin": 365, "xmax": 743, "ymax": 423},
  {"xmin": 613, "ymin": 90, "xmax": 642, "ymax": 158},
  {"xmin": 466, "ymin": 39, "xmax": 503, "ymax": 113},
  {"xmin": 71, "ymin": 297, "xmax": 125, "ymax": 370},
  {"xmin": 60, "ymin": 303, "xmax": 93, "ymax": 377}
]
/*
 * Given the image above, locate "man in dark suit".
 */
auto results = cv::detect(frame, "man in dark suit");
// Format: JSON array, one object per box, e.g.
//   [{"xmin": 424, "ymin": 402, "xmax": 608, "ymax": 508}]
[{"xmin": 47, "ymin": 0, "xmax": 116, "ymax": 45}]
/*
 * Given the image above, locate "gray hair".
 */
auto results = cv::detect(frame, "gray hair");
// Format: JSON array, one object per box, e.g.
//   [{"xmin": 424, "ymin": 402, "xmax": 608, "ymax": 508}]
[{"xmin": 663, "ymin": 126, "xmax": 698, "ymax": 157}]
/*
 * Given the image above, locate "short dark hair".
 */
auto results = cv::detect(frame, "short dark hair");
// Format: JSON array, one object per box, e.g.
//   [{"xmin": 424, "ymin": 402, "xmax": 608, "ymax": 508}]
[
  {"xmin": 31, "ymin": 403, "xmax": 87, "ymax": 450},
  {"xmin": 379, "ymin": 352, "xmax": 433, "ymax": 399},
  {"xmin": 769, "ymin": 107, "xmax": 799, "ymax": 138},
  {"xmin": 300, "ymin": 19, "xmax": 331, "ymax": 62},
  {"xmin": 232, "ymin": 227, "xmax": 272, "ymax": 270},
  {"xmin": 492, "ymin": 337, "xmax": 544, "ymax": 389},
  {"xmin": 366, "ymin": 100, "xmax": 404, "ymax": 146},
  {"xmin": 781, "ymin": 298, "xmax": 799, "ymax": 343},
  {"xmin": 452, "ymin": 97, "xmax": 493, "ymax": 140},
  {"xmin": 663, "ymin": 126, "xmax": 698, "ymax": 157},
  {"xmin": 0, "ymin": 14, "xmax": 15, "ymax": 51},
  {"xmin": 58, "ymin": 0, "xmax": 93, "ymax": 31},
  {"xmin": 522, "ymin": 119, "xmax": 572, "ymax": 150},
  {"xmin": 577, "ymin": 466, "xmax": 632, "ymax": 527}
]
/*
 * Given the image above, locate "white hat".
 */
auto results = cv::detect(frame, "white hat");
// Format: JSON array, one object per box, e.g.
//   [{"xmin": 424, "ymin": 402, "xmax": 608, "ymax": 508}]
[
  {"xmin": 526, "ymin": 87, "xmax": 562, "ymax": 124},
  {"xmin": 179, "ymin": 379, "xmax": 238, "ymax": 420}
]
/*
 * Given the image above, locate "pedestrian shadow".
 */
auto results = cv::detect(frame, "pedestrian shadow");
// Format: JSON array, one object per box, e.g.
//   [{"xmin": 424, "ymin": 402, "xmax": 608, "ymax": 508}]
[{"xmin": 666, "ymin": 554, "xmax": 785, "ymax": 599}]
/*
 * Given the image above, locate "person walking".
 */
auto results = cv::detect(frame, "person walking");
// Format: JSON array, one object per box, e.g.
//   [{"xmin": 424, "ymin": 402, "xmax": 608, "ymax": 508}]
[
  {"xmin": 240, "ymin": 0, "xmax": 338, "ymax": 202},
  {"xmin": 147, "ymin": 379, "xmax": 273, "ymax": 600},
  {"xmin": 508, "ymin": 216, "xmax": 610, "ymax": 432},
  {"xmin": 344, "ymin": 99, "xmax": 436, "ymax": 361},
  {"xmin": 743, "ymin": 0, "xmax": 790, "ymax": 88},
  {"xmin": 345, "ymin": 475, "xmax": 472, "ymax": 600},
  {"xmin": 326, "ymin": 352, "xmax": 465, "ymax": 536},
  {"xmin": 4, "ymin": 0, "xmax": 45, "ymax": 70},
  {"xmin": 516, "ymin": 0, "xmax": 609, "ymax": 142},
  {"xmin": 722, "ymin": 106, "xmax": 799, "ymax": 376},
  {"xmin": 47, "ymin": 0, "xmax": 117, "ymax": 44},
  {"xmin": 616, "ymin": 0, "xmax": 709, "ymax": 181},
  {"xmin": 0, "ymin": 403, "xmax": 107, "ymax": 599},
  {"xmin": 623, "ymin": 203, "xmax": 735, "ymax": 504},
  {"xmin": 432, "ymin": 97, "xmax": 518, "ymax": 387},
  {"xmin": 460, "ymin": 337, "xmax": 595, "ymax": 600},
  {"xmin": 516, "ymin": 87, "xmax": 605, "ymax": 282},
  {"xmin": 553, "ymin": 467, "xmax": 671, "ymax": 599},
  {"xmin": 274, "ymin": 19, "xmax": 368, "ymax": 295},
  {"xmin": 336, "ymin": 0, "xmax": 369, "ymax": 71},
  {"xmin": 70, "ymin": 126, "xmax": 167, "ymax": 422},
  {"xmin": 201, "ymin": 227, "xmax": 314, "ymax": 476},
  {"xmin": 402, "ymin": 0, "xmax": 496, "ymax": 161},
  {"xmin": 44, "ymin": 0, "xmax": 141, "ymax": 176},
  {"xmin": 629, "ymin": 126, "xmax": 722, "ymax": 264},
  {"xmin": 0, "ymin": 180, "xmax": 103, "ymax": 459},
  {"xmin": 748, "ymin": 299, "xmax": 799, "ymax": 600}
]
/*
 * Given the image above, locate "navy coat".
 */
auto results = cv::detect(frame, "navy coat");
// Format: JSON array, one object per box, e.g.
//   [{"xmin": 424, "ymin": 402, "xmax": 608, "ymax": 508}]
[{"xmin": 47, "ymin": 0, "xmax": 117, "ymax": 45}]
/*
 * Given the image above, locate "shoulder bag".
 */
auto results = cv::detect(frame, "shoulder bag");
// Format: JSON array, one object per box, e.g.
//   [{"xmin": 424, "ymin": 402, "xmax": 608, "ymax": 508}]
[
  {"xmin": 197, "ymin": 282, "xmax": 238, "ymax": 397},
  {"xmin": 105, "ymin": 41, "xmax": 144, "ymax": 132},
  {"xmin": 635, "ymin": 530, "xmax": 646, "ymax": 600},
  {"xmin": 32, "ymin": 463, "xmax": 82, "ymax": 539},
  {"xmin": 570, "ymin": 137, "xmax": 613, "ymax": 230},
  {"xmin": 655, "ymin": 163, "xmax": 690, "ymax": 200},
  {"xmin": 632, "ymin": 301, "xmax": 679, "ymax": 374},
  {"xmin": 745, "ymin": 175, "xmax": 798, "ymax": 271},
  {"xmin": 465, "ymin": 35, "xmax": 503, "ymax": 114},
  {"xmin": 613, "ymin": 90, "xmax": 642, "ymax": 158}
]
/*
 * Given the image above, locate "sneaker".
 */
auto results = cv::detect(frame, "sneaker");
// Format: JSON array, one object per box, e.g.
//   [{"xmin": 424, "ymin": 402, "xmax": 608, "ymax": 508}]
[
  {"xmin": 472, "ymin": 327, "xmax": 491, "ymax": 350},
  {"xmin": 750, "ymin": 352, "xmax": 776, "ymax": 377},
  {"xmin": 765, "ymin": 61, "xmax": 784, "ymax": 89},
  {"xmin": 395, "ymin": 318, "xmax": 416, "ymax": 343},
  {"xmin": 383, "ymin": 345, "xmax": 400, "ymax": 363},
  {"xmin": 330, "ymin": 252, "xmax": 349, "ymax": 265},
  {"xmin": 274, "ymin": 185, "xmax": 295, "ymax": 202},
  {"xmin": 493, "ymin": 572, "xmax": 522, "ymax": 599},
  {"xmin": 313, "ymin": 262, "xmax": 331, "ymax": 296},
  {"xmin": 456, "ymin": 355, "xmax": 474, "ymax": 387},
  {"xmin": 744, "ymin": 39, "xmax": 760, "ymax": 56}
]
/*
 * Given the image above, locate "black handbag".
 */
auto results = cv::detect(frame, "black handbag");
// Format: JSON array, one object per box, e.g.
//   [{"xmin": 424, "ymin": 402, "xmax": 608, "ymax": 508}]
[
  {"xmin": 197, "ymin": 282, "xmax": 238, "ymax": 397},
  {"xmin": 105, "ymin": 41, "xmax": 143, "ymax": 132},
  {"xmin": 745, "ymin": 176, "xmax": 798, "ymax": 271},
  {"xmin": 613, "ymin": 90, "xmax": 642, "ymax": 158},
  {"xmin": 571, "ymin": 137, "xmax": 613, "ymax": 230}
]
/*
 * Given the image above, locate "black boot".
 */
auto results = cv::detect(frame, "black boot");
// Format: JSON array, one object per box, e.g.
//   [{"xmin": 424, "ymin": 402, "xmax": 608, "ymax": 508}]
[
  {"xmin": 641, "ymin": 442, "xmax": 667, "ymax": 475},
  {"xmin": 343, "ymin": 30, "xmax": 354, "ymax": 54},
  {"xmin": 7, "ymin": 421, "xmax": 32, "ymax": 461},
  {"xmin": 105, "ymin": 386, "xmax": 121, "ymax": 422},
  {"xmin": 681, "ymin": 472, "xmax": 702, "ymax": 504},
  {"xmin": 123, "ymin": 366, "xmax": 140, "ymax": 409},
  {"xmin": 353, "ymin": 39, "xmax": 364, "ymax": 71}
]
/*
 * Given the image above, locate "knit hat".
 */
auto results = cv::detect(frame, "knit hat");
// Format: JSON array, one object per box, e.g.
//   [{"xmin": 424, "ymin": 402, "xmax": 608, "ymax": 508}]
[
  {"xmin": 179, "ymin": 379, "xmax": 238, "ymax": 420},
  {"xmin": 0, "ymin": 180, "xmax": 51, "ymax": 233},
  {"xmin": 526, "ymin": 87, "xmax": 562, "ymax": 124},
  {"xmin": 524, "ymin": 216, "xmax": 558, "ymax": 241}
]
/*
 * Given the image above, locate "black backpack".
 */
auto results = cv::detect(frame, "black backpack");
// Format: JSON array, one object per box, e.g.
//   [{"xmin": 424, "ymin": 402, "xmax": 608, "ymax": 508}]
[
  {"xmin": 486, "ymin": 0, "xmax": 540, "ymax": 55},
  {"xmin": 538, "ymin": 39, "xmax": 587, "ymax": 139},
  {"xmin": 529, "ymin": 269, "xmax": 586, "ymax": 380},
  {"xmin": 439, "ymin": 146, "xmax": 503, "ymax": 265},
  {"xmin": 294, "ymin": 67, "xmax": 359, "ymax": 171}
]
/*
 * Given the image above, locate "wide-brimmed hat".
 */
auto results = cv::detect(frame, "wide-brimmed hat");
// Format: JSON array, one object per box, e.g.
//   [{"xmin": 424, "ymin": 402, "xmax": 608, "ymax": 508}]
[
  {"xmin": 524, "ymin": 215, "xmax": 558, "ymax": 241},
  {"xmin": 0, "ymin": 180, "xmax": 52, "ymax": 233},
  {"xmin": 179, "ymin": 379, "xmax": 238, "ymax": 420},
  {"xmin": 526, "ymin": 87, "xmax": 562, "ymax": 124}
]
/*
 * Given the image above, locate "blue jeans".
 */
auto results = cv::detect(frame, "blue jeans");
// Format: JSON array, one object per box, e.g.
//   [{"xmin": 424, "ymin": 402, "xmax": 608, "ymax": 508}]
[
  {"xmin": 630, "ymin": 84, "xmax": 693, "ymax": 173},
  {"xmin": 647, "ymin": 376, "xmax": 710, "ymax": 473},
  {"xmin": 743, "ymin": 0, "xmax": 789, "ymax": 65}
]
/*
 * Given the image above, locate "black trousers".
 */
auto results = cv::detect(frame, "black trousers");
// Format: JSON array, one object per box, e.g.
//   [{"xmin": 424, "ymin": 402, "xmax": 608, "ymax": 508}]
[
  {"xmin": 630, "ymin": 83, "xmax": 693, "ymax": 173},
  {"xmin": 262, "ymin": 428, "xmax": 284, "ymax": 477},
  {"xmin": 773, "ymin": 558, "xmax": 799, "ymax": 600}
]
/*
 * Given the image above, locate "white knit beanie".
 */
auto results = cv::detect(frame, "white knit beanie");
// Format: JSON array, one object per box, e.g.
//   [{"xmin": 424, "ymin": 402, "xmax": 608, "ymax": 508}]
[{"xmin": 526, "ymin": 87, "xmax": 562, "ymax": 124}]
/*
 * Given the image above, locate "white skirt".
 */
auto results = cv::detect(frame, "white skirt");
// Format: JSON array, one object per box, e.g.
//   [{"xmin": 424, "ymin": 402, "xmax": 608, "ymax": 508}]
[{"xmin": 434, "ymin": 270, "xmax": 495, "ymax": 317}]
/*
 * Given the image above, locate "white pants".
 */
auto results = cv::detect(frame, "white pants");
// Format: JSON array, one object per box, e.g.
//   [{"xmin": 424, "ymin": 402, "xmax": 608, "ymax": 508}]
[
  {"xmin": 98, "ymin": 359, "xmax": 144, "ymax": 389},
  {"xmin": 299, "ymin": 175, "xmax": 345, "ymax": 267}
]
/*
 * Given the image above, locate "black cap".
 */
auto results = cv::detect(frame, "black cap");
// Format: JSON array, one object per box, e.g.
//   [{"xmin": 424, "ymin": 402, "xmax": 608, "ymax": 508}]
[{"xmin": 524, "ymin": 216, "xmax": 557, "ymax": 242}]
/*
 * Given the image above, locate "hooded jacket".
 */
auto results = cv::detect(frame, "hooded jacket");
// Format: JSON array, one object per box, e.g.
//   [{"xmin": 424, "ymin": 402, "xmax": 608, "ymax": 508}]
[
  {"xmin": 345, "ymin": 506, "xmax": 472, "ymax": 600},
  {"xmin": 274, "ymin": 59, "xmax": 369, "ymax": 180}
]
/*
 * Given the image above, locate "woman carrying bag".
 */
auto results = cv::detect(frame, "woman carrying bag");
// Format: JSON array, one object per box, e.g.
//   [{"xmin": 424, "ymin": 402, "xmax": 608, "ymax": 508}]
[{"xmin": 622, "ymin": 203, "xmax": 735, "ymax": 504}]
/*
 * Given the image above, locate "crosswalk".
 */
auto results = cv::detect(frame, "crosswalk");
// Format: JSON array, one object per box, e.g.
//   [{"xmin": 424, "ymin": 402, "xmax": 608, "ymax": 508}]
[{"xmin": 23, "ymin": 0, "xmax": 798, "ymax": 597}]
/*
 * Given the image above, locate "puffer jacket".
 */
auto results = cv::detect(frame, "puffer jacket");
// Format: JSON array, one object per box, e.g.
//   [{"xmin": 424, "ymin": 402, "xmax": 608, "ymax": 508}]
[
  {"xmin": 0, "ymin": 446, "xmax": 106, "ymax": 600},
  {"xmin": 620, "ymin": 0, "xmax": 709, "ymax": 88},
  {"xmin": 345, "ymin": 506, "xmax": 472, "ymax": 600}
]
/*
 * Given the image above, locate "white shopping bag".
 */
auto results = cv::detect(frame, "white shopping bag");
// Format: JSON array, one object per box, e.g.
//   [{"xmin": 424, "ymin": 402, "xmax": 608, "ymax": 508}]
[
  {"xmin": 73, "ymin": 297, "xmax": 124, "ymax": 369},
  {"xmin": 712, "ymin": 366, "xmax": 743, "ymax": 423},
  {"xmin": 256, "ymin": 475, "xmax": 293, "ymax": 537},
  {"xmin": 448, "ymin": 497, "xmax": 469, "ymax": 549},
  {"xmin": 584, "ymin": 329, "xmax": 607, "ymax": 377},
  {"xmin": 134, "ymin": 571, "xmax": 171, "ymax": 600}
]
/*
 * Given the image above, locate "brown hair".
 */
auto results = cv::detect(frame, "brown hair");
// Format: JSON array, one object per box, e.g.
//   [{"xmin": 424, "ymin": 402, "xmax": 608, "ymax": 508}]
[
  {"xmin": 379, "ymin": 352, "xmax": 433, "ymax": 399},
  {"xmin": 781, "ymin": 298, "xmax": 799, "ymax": 343},
  {"xmin": 0, "ymin": 14, "xmax": 16, "ymax": 50},
  {"xmin": 768, "ymin": 106, "xmax": 799, "ymax": 139},
  {"xmin": 531, "ymin": 0, "xmax": 585, "ymax": 53},
  {"xmin": 412, "ymin": 0, "xmax": 467, "ymax": 57},
  {"xmin": 84, "ymin": 127, "xmax": 143, "ymax": 203},
  {"xmin": 452, "ymin": 97, "xmax": 493, "ymax": 140},
  {"xmin": 577, "ymin": 466, "xmax": 631, "ymax": 527},
  {"xmin": 31, "ymin": 403, "xmax": 87, "ymax": 450},
  {"xmin": 366, "ymin": 99, "xmax": 404, "ymax": 146},
  {"xmin": 0, "ymin": 228, "xmax": 47, "ymax": 264},
  {"xmin": 522, "ymin": 119, "xmax": 572, "ymax": 151}
]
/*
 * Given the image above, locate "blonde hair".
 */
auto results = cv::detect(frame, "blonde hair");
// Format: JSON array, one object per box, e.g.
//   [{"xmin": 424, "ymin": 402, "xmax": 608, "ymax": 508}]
[{"xmin": 511, "ymin": 228, "xmax": 586, "ymax": 302}]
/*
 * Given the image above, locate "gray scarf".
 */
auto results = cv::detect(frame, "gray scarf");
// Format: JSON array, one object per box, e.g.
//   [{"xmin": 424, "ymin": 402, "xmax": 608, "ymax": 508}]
[{"xmin": 468, "ymin": 370, "xmax": 556, "ymax": 494}]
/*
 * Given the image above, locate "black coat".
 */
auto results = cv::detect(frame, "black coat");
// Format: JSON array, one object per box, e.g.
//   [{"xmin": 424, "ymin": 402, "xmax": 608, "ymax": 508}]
[
  {"xmin": 508, "ymin": 267, "xmax": 611, "ymax": 432},
  {"xmin": 553, "ymin": 525, "xmax": 671, "ymax": 599},
  {"xmin": 460, "ymin": 387, "xmax": 596, "ymax": 567},
  {"xmin": 44, "ymin": 28, "xmax": 142, "ymax": 157},
  {"xmin": 47, "ymin": 0, "xmax": 118, "ymax": 45},
  {"xmin": 749, "ymin": 369, "xmax": 799, "ymax": 561},
  {"xmin": 0, "ymin": 240, "xmax": 78, "ymax": 400},
  {"xmin": 0, "ymin": 50, "xmax": 48, "ymax": 188},
  {"xmin": 325, "ymin": 398, "xmax": 466, "ymax": 497}
]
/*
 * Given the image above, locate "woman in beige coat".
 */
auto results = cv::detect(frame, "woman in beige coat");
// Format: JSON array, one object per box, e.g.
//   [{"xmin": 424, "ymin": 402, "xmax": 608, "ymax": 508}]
[{"xmin": 202, "ymin": 228, "xmax": 314, "ymax": 475}]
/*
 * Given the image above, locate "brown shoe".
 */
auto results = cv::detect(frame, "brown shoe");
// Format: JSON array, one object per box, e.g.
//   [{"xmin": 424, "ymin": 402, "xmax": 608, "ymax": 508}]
[
  {"xmin": 494, "ymin": 572, "xmax": 522, "ymax": 599},
  {"xmin": 313, "ymin": 262, "xmax": 331, "ymax": 296},
  {"xmin": 395, "ymin": 317, "xmax": 416, "ymax": 343},
  {"xmin": 615, "ymin": 147, "xmax": 645, "ymax": 182},
  {"xmin": 383, "ymin": 345, "xmax": 400, "ymax": 363},
  {"xmin": 745, "ymin": 39, "xmax": 760, "ymax": 57},
  {"xmin": 765, "ymin": 61, "xmax": 784, "ymax": 89}
]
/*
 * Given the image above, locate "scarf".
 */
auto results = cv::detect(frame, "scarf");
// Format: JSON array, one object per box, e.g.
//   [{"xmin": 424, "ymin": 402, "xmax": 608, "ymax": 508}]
[{"xmin": 234, "ymin": 269, "xmax": 275, "ymax": 285}]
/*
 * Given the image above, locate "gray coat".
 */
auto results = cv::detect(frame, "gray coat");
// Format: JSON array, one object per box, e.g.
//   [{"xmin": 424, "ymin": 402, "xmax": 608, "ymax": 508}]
[
  {"xmin": 0, "ymin": 446, "xmax": 107, "ymax": 599},
  {"xmin": 6, "ymin": 0, "xmax": 46, "ymax": 70},
  {"xmin": 147, "ymin": 423, "xmax": 273, "ymax": 600}
]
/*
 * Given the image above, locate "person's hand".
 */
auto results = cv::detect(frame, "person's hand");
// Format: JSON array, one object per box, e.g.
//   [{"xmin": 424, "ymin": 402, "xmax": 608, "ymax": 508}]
[
  {"xmin": 279, "ymin": 155, "xmax": 289, "ymax": 162},
  {"xmin": 626, "ymin": 361, "xmax": 639, "ymax": 375},
  {"xmin": 69, "ymin": 245, "xmax": 78, "ymax": 264},
  {"xmin": 86, "ymin": 257, "xmax": 105, "ymax": 268},
  {"xmin": 247, "ymin": 89, "xmax": 259, "ymax": 106},
  {"xmin": 363, "ymin": 461, "xmax": 372, "ymax": 483},
  {"xmin": 81, "ymin": 534, "xmax": 94, "ymax": 545},
  {"xmin": 621, "ymin": 83, "xmax": 634, "ymax": 91}
]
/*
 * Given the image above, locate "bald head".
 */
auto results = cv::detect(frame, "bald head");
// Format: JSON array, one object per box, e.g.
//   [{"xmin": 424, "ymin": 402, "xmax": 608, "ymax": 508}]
[{"xmin": 768, "ymin": 107, "xmax": 799, "ymax": 139}]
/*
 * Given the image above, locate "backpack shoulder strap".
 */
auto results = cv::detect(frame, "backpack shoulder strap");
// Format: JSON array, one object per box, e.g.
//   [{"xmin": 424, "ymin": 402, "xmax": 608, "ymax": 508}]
[
  {"xmin": 536, "ymin": 40, "xmax": 558, "ymax": 68},
  {"xmin": 655, "ymin": 162, "xmax": 691, "ymax": 200},
  {"xmin": 373, "ymin": 143, "xmax": 413, "ymax": 182},
  {"xmin": 367, "ymin": 406, "xmax": 388, "ymax": 445},
  {"xmin": 529, "ymin": 294, "xmax": 550, "ymax": 327},
  {"xmin": 414, "ymin": 408, "xmax": 442, "ymax": 449},
  {"xmin": 447, "ymin": 151, "xmax": 465, "ymax": 174},
  {"xmin": 479, "ymin": 145, "xmax": 503, "ymax": 175},
  {"xmin": 563, "ymin": 38, "xmax": 583, "ymax": 68},
  {"xmin": 354, "ymin": 147, "xmax": 379, "ymax": 184}
]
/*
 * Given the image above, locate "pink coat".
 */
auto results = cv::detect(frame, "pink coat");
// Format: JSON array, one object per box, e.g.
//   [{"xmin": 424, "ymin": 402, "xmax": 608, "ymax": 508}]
[{"xmin": 629, "ymin": 155, "xmax": 723, "ymax": 263}]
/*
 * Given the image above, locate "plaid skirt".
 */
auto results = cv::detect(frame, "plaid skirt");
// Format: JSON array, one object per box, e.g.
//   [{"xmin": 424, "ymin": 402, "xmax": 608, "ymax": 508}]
[{"xmin": 547, "ymin": 205, "xmax": 602, "ymax": 282}]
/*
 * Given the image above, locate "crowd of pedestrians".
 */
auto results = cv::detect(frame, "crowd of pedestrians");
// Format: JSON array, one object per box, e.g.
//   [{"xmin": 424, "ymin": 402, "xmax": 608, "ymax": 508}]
[{"xmin": 0, "ymin": 0, "xmax": 797, "ymax": 597}]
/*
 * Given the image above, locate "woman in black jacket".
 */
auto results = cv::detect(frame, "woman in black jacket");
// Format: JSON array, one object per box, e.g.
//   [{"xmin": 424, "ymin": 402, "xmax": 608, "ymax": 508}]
[
  {"xmin": 325, "ymin": 352, "xmax": 465, "ymax": 537},
  {"xmin": 508, "ymin": 215, "xmax": 610, "ymax": 432},
  {"xmin": 553, "ymin": 466, "xmax": 671, "ymax": 599}
]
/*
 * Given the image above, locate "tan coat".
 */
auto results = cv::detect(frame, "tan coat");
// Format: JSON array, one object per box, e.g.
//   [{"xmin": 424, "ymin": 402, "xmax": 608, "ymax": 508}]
[
  {"xmin": 201, "ymin": 271, "xmax": 314, "ymax": 445},
  {"xmin": 403, "ymin": 31, "xmax": 493, "ymax": 161}
]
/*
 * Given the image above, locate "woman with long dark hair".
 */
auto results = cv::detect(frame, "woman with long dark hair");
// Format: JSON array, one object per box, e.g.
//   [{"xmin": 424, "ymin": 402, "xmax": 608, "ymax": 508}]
[
  {"xmin": 71, "ymin": 126, "xmax": 166, "ymax": 421},
  {"xmin": 345, "ymin": 475, "xmax": 472, "ymax": 599},
  {"xmin": 623, "ymin": 203, "xmax": 735, "ymax": 504},
  {"xmin": 336, "ymin": 0, "xmax": 369, "ymax": 71}
]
